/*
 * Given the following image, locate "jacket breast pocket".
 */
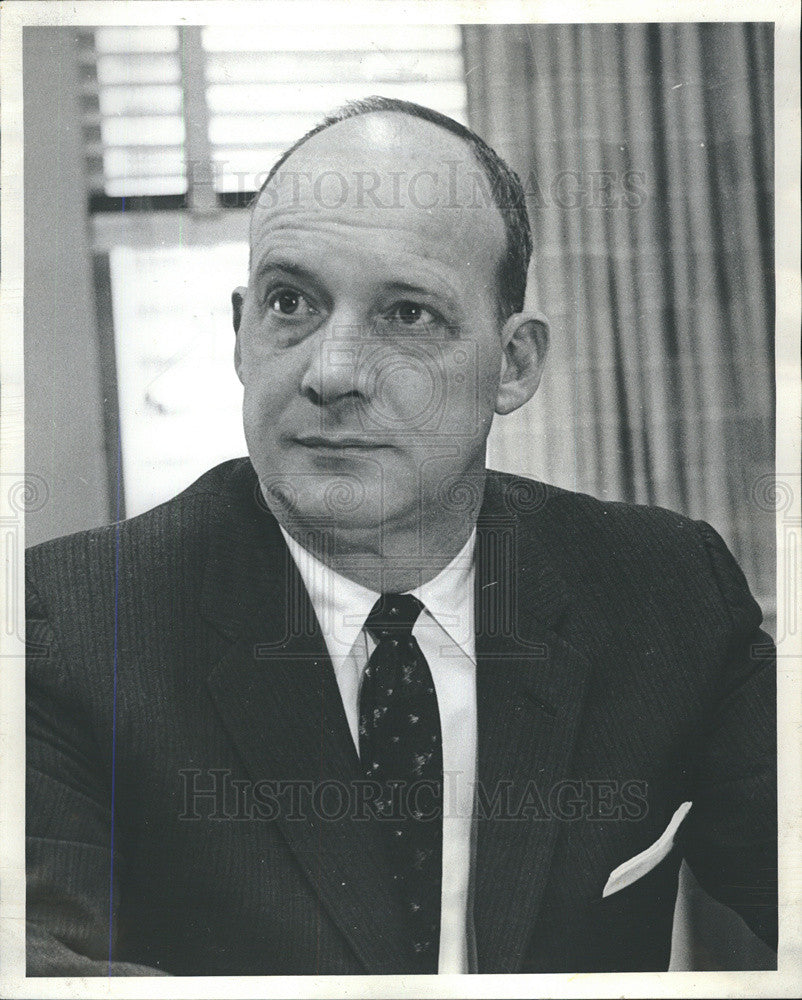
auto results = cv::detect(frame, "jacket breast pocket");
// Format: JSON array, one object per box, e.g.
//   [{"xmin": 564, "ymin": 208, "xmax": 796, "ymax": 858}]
[
  {"xmin": 592, "ymin": 841, "xmax": 682, "ymax": 913},
  {"xmin": 576, "ymin": 842, "xmax": 683, "ymax": 972}
]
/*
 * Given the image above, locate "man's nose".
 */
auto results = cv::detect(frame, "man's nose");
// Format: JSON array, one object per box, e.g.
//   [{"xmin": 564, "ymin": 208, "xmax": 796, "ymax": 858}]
[{"xmin": 299, "ymin": 310, "xmax": 369, "ymax": 406}]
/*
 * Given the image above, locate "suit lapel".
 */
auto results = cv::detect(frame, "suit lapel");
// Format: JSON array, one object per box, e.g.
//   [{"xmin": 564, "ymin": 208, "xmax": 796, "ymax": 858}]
[
  {"xmin": 473, "ymin": 474, "xmax": 592, "ymax": 972},
  {"xmin": 201, "ymin": 464, "xmax": 412, "ymax": 973}
]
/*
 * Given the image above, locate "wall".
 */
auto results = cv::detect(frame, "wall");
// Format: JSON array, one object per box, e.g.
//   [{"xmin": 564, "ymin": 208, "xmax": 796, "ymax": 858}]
[{"xmin": 23, "ymin": 27, "xmax": 110, "ymax": 547}]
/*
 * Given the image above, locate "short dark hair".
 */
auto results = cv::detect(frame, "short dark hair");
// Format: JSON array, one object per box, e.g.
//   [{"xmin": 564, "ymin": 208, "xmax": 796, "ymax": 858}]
[{"xmin": 250, "ymin": 95, "xmax": 532, "ymax": 317}]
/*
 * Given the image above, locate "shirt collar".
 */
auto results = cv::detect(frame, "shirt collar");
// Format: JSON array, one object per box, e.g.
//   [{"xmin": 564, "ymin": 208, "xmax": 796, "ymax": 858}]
[
  {"xmin": 280, "ymin": 526, "xmax": 476, "ymax": 666},
  {"xmin": 413, "ymin": 530, "xmax": 475, "ymax": 657}
]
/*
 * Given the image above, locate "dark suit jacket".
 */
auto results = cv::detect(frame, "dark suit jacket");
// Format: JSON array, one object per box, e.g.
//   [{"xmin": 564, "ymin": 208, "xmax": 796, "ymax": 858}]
[{"xmin": 26, "ymin": 459, "xmax": 777, "ymax": 975}]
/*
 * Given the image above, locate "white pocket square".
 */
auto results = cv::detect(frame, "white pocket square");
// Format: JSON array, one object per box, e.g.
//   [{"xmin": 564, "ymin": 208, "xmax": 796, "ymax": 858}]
[{"xmin": 602, "ymin": 801, "xmax": 692, "ymax": 898}]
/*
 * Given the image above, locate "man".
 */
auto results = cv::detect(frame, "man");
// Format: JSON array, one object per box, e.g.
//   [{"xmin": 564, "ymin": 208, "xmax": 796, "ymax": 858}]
[{"xmin": 26, "ymin": 97, "xmax": 776, "ymax": 975}]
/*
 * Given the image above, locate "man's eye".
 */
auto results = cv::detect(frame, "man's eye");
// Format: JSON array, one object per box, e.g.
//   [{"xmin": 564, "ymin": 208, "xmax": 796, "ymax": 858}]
[
  {"xmin": 267, "ymin": 288, "xmax": 315, "ymax": 317},
  {"xmin": 387, "ymin": 301, "xmax": 437, "ymax": 326}
]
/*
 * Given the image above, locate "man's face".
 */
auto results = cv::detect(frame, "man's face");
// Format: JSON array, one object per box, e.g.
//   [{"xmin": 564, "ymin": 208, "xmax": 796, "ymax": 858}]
[{"xmin": 234, "ymin": 113, "xmax": 519, "ymax": 537}]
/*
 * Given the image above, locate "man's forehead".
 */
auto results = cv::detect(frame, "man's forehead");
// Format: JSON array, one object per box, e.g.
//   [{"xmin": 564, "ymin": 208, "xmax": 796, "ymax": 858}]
[
  {"xmin": 249, "ymin": 111, "xmax": 507, "ymax": 258},
  {"xmin": 268, "ymin": 111, "xmax": 481, "ymax": 184}
]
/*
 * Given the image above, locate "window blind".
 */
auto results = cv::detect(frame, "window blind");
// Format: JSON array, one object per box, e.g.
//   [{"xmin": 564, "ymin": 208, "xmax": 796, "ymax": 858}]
[
  {"xmin": 80, "ymin": 27, "xmax": 186, "ymax": 198},
  {"xmin": 80, "ymin": 24, "xmax": 468, "ymax": 204}
]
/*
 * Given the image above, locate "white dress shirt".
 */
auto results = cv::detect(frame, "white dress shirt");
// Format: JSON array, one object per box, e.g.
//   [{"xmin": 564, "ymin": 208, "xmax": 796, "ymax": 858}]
[{"xmin": 280, "ymin": 526, "xmax": 477, "ymax": 974}]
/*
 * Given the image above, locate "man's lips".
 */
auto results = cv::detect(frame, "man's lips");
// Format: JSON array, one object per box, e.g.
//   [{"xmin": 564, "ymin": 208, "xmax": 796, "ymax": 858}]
[{"xmin": 293, "ymin": 435, "xmax": 392, "ymax": 450}]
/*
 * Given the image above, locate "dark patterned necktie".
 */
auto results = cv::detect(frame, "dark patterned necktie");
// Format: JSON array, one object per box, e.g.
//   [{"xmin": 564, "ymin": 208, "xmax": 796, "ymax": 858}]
[{"xmin": 358, "ymin": 593, "xmax": 443, "ymax": 973}]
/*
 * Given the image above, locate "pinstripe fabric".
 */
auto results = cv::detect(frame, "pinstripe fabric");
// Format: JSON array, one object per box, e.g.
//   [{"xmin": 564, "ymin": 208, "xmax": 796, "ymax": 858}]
[{"xmin": 26, "ymin": 458, "xmax": 776, "ymax": 975}]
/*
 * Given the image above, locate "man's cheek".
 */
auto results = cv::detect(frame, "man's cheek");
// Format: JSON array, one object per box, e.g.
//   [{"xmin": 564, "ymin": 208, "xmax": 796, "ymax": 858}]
[{"xmin": 243, "ymin": 393, "xmax": 283, "ymax": 446}]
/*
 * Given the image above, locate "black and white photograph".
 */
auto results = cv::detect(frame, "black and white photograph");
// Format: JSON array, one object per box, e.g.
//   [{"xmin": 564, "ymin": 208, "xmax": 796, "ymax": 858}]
[{"xmin": 0, "ymin": 1, "xmax": 799, "ymax": 995}]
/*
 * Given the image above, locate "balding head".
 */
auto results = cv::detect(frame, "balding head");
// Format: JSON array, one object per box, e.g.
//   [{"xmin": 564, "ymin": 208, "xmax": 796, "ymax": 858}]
[
  {"xmin": 249, "ymin": 110, "xmax": 511, "ymax": 325},
  {"xmin": 249, "ymin": 97, "xmax": 532, "ymax": 318}
]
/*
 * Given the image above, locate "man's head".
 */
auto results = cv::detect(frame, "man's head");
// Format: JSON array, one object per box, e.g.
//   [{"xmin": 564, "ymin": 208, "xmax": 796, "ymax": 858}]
[{"xmin": 232, "ymin": 97, "xmax": 549, "ymax": 545}]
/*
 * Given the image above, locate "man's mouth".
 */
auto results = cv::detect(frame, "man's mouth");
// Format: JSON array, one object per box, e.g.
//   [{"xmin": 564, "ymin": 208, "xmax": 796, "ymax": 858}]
[{"xmin": 293, "ymin": 434, "xmax": 391, "ymax": 450}]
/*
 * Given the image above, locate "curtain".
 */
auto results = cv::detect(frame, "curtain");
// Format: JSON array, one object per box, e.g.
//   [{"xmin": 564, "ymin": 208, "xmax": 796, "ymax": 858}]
[{"xmin": 464, "ymin": 23, "xmax": 775, "ymax": 627}]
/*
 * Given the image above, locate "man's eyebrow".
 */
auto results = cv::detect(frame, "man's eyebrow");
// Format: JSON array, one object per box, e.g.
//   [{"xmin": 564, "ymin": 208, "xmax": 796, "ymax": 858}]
[
  {"xmin": 382, "ymin": 280, "xmax": 461, "ymax": 314},
  {"xmin": 252, "ymin": 257, "xmax": 316, "ymax": 284}
]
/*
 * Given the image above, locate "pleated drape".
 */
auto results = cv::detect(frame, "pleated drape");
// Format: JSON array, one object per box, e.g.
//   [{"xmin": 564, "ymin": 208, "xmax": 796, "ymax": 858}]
[{"xmin": 464, "ymin": 23, "xmax": 774, "ymax": 623}]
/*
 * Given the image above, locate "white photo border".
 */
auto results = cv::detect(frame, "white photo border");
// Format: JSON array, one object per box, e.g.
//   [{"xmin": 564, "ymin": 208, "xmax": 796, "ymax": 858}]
[{"xmin": 1, "ymin": 1, "xmax": 799, "ymax": 997}]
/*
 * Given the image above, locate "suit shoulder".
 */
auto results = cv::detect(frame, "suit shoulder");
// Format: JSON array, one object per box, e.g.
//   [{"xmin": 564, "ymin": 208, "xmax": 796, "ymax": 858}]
[
  {"xmin": 484, "ymin": 468, "xmax": 733, "ymax": 595},
  {"xmin": 487, "ymin": 468, "xmax": 697, "ymax": 540},
  {"xmin": 486, "ymin": 470, "xmax": 761, "ymax": 635},
  {"xmin": 26, "ymin": 457, "xmax": 252, "ymax": 591}
]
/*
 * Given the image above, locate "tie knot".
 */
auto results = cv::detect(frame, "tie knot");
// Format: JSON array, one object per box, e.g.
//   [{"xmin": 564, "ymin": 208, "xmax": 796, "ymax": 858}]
[{"xmin": 365, "ymin": 593, "xmax": 423, "ymax": 640}]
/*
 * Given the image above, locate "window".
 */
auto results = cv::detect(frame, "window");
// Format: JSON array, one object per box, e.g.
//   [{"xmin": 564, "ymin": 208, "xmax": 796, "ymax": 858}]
[{"xmin": 81, "ymin": 25, "xmax": 467, "ymax": 206}]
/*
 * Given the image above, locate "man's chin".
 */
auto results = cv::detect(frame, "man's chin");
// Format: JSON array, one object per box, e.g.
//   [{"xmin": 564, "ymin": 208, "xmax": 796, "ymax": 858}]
[{"xmin": 256, "ymin": 472, "xmax": 392, "ymax": 534}]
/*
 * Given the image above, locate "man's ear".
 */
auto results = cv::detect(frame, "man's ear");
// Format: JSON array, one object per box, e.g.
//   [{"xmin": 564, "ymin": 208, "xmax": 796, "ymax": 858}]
[
  {"xmin": 495, "ymin": 311, "xmax": 550, "ymax": 415},
  {"xmin": 232, "ymin": 286, "xmax": 247, "ymax": 334},
  {"xmin": 232, "ymin": 286, "xmax": 247, "ymax": 380}
]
